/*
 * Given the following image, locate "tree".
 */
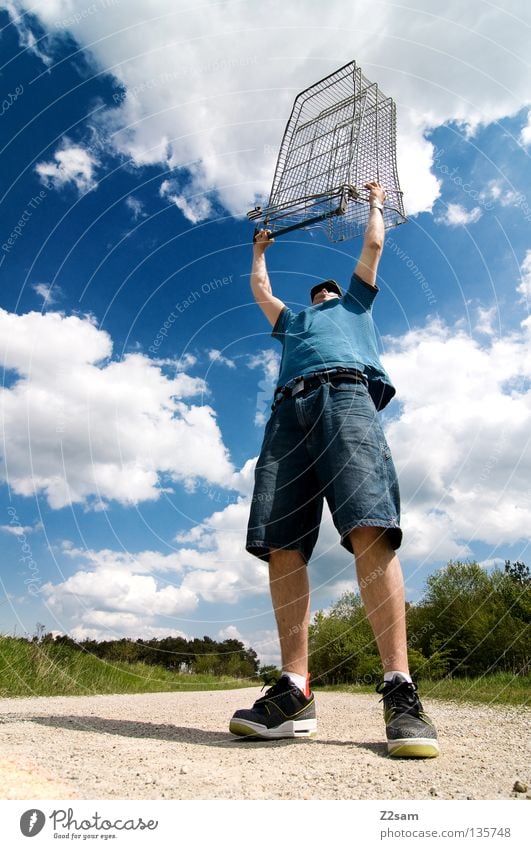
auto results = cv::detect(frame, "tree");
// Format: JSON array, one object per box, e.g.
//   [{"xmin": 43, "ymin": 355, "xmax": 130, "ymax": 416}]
[
  {"xmin": 259, "ymin": 665, "xmax": 281, "ymax": 684},
  {"xmin": 416, "ymin": 561, "xmax": 529, "ymax": 676},
  {"xmin": 307, "ymin": 561, "xmax": 530, "ymax": 682},
  {"xmin": 504, "ymin": 560, "xmax": 530, "ymax": 586},
  {"xmin": 309, "ymin": 592, "xmax": 379, "ymax": 684}
]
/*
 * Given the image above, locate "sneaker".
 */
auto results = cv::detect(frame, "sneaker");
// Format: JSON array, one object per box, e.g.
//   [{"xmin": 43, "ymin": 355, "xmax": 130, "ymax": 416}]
[
  {"xmin": 229, "ymin": 675, "xmax": 317, "ymax": 739},
  {"xmin": 376, "ymin": 676, "xmax": 439, "ymax": 758}
]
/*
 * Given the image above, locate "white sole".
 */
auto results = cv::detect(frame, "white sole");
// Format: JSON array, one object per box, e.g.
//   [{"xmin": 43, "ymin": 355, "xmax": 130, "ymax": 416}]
[
  {"xmin": 388, "ymin": 737, "xmax": 440, "ymax": 757},
  {"xmin": 229, "ymin": 717, "xmax": 317, "ymax": 739}
]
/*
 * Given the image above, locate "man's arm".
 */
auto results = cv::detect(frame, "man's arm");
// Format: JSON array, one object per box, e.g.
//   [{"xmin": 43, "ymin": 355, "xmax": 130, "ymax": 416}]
[
  {"xmin": 354, "ymin": 181, "xmax": 386, "ymax": 288},
  {"xmin": 250, "ymin": 229, "xmax": 285, "ymax": 327}
]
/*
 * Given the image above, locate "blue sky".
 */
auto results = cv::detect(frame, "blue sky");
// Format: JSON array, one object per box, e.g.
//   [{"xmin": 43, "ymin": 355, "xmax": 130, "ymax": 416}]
[{"xmin": 1, "ymin": 1, "xmax": 530, "ymax": 665}]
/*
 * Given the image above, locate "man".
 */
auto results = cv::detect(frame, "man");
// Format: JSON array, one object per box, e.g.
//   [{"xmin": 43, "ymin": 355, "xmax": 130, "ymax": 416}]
[{"xmin": 229, "ymin": 182, "xmax": 438, "ymax": 758}]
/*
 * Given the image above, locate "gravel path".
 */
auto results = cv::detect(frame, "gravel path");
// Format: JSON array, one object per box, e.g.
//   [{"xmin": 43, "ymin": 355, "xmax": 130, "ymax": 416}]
[{"xmin": 0, "ymin": 689, "xmax": 529, "ymax": 800}]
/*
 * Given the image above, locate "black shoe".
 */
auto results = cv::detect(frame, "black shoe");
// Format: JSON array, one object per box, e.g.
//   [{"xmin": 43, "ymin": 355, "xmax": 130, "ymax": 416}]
[
  {"xmin": 229, "ymin": 675, "xmax": 317, "ymax": 739},
  {"xmin": 376, "ymin": 676, "xmax": 439, "ymax": 758}
]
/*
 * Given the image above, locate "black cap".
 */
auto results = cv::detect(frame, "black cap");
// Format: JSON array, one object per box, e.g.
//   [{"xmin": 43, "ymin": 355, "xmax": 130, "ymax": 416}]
[{"xmin": 310, "ymin": 279, "xmax": 343, "ymax": 302}]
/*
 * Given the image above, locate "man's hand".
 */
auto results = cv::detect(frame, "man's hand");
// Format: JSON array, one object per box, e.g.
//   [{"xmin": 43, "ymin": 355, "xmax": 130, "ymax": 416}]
[
  {"xmin": 365, "ymin": 180, "xmax": 386, "ymax": 205},
  {"xmin": 253, "ymin": 228, "xmax": 274, "ymax": 251}
]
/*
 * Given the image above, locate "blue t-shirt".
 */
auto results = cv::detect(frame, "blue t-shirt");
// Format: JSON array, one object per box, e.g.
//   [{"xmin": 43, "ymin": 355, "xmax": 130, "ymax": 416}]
[{"xmin": 271, "ymin": 273, "xmax": 395, "ymax": 410}]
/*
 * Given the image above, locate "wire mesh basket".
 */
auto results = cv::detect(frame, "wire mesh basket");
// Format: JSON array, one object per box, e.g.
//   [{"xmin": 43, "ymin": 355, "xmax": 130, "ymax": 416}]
[{"xmin": 248, "ymin": 61, "xmax": 407, "ymax": 241}]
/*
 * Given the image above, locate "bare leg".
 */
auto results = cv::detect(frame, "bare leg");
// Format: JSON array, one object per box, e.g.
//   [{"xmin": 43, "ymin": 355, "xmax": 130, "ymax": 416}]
[
  {"xmin": 348, "ymin": 527, "xmax": 409, "ymax": 674},
  {"xmin": 268, "ymin": 548, "xmax": 309, "ymax": 676}
]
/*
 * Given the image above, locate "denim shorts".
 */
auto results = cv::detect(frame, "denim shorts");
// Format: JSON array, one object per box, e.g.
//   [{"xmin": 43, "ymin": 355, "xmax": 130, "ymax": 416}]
[{"xmin": 246, "ymin": 379, "xmax": 402, "ymax": 562}]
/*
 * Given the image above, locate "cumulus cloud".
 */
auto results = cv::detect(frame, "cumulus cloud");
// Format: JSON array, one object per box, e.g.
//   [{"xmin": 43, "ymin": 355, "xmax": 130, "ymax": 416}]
[
  {"xmin": 521, "ymin": 110, "xmax": 531, "ymax": 146},
  {"xmin": 172, "ymin": 314, "xmax": 531, "ymax": 581},
  {"xmin": 42, "ymin": 546, "xmax": 198, "ymax": 639},
  {"xmin": 517, "ymin": 250, "xmax": 531, "ymax": 301},
  {"xmin": 5, "ymin": 0, "xmax": 531, "ymax": 221},
  {"xmin": 0, "ymin": 308, "xmax": 235, "ymax": 508},
  {"xmin": 35, "ymin": 303, "xmax": 531, "ymax": 639},
  {"xmin": 41, "ymin": 518, "xmax": 269, "ymax": 638},
  {"xmin": 60, "ymin": 544, "xmax": 189, "ymax": 575},
  {"xmin": 382, "ymin": 316, "xmax": 531, "ymax": 560},
  {"xmin": 435, "ymin": 203, "xmax": 482, "ymax": 227},
  {"xmin": 176, "ymin": 499, "xmax": 270, "ymax": 603},
  {"xmin": 38, "ymin": 305, "xmax": 531, "ymax": 634},
  {"xmin": 68, "ymin": 620, "xmax": 188, "ymax": 642},
  {"xmin": 217, "ymin": 624, "xmax": 245, "ymax": 642},
  {"xmin": 35, "ymin": 138, "xmax": 99, "ymax": 194},
  {"xmin": 44, "ymin": 568, "xmax": 197, "ymax": 618}
]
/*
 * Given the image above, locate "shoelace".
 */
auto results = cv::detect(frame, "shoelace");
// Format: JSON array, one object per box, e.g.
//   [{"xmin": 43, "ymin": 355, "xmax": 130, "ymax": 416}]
[
  {"xmin": 255, "ymin": 676, "xmax": 294, "ymax": 704},
  {"xmin": 376, "ymin": 680, "xmax": 422, "ymax": 717}
]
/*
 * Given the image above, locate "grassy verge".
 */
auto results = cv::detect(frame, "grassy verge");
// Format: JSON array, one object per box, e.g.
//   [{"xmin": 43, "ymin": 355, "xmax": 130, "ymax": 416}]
[
  {"xmin": 1, "ymin": 637, "xmax": 527, "ymax": 705},
  {"xmin": 0, "ymin": 637, "xmax": 256, "ymax": 698},
  {"xmin": 314, "ymin": 672, "xmax": 530, "ymax": 707}
]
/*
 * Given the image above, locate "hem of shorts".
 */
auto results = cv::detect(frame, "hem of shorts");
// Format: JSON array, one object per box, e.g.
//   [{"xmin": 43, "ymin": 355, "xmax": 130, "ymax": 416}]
[
  {"xmin": 246, "ymin": 540, "xmax": 309, "ymax": 563},
  {"xmin": 339, "ymin": 520, "xmax": 402, "ymax": 552}
]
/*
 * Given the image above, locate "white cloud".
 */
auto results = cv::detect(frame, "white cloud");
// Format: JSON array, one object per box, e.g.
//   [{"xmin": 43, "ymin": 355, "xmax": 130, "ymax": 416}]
[
  {"xmin": 37, "ymin": 295, "xmax": 531, "ymax": 637},
  {"xmin": 0, "ymin": 523, "xmax": 34, "ymax": 537},
  {"xmin": 38, "ymin": 309, "xmax": 531, "ymax": 633},
  {"xmin": 244, "ymin": 628, "xmax": 280, "ymax": 667},
  {"xmin": 42, "ymin": 546, "xmax": 199, "ymax": 638},
  {"xmin": 475, "ymin": 305, "xmax": 498, "ymax": 337},
  {"xmin": 247, "ymin": 349, "xmax": 280, "ymax": 426},
  {"xmin": 478, "ymin": 557, "xmax": 506, "ymax": 572},
  {"xmin": 6, "ymin": 0, "xmax": 531, "ymax": 221},
  {"xmin": 517, "ymin": 250, "xmax": 531, "ymax": 301},
  {"xmin": 44, "ymin": 568, "xmax": 197, "ymax": 618},
  {"xmin": 179, "ymin": 353, "xmax": 197, "ymax": 370},
  {"xmin": 124, "ymin": 195, "xmax": 146, "ymax": 220},
  {"xmin": 69, "ymin": 618, "xmax": 188, "ymax": 643},
  {"xmin": 2, "ymin": 0, "xmax": 53, "ymax": 65},
  {"xmin": 0, "ymin": 308, "xmax": 235, "ymax": 508},
  {"xmin": 61, "ymin": 545, "xmax": 189, "ymax": 575},
  {"xmin": 35, "ymin": 138, "xmax": 99, "ymax": 194},
  {"xmin": 217, "ymin": 624, "xmax": 245, "ymax": 642},
  {"xmin": 177, "ymin": 499, "xmax": 270, "ymax": 603},
  {"xmin": 159, "ymin": 178, "xmax": 212, "ymax": 225},
  {"xmin": 32, "ymin": 282, "xmax": 63, "ymax": 306},
  {"xmin": 435, "ymin": 202, "xmax": 482, "ymax": 227},
  {"xmin": 381, "ymin": 316, "xmax": 531, "ymax": 560},
  {"xmin": 41, "ymin": 525, "xmax": 269, "ymax": 638},
  {"xmin": 482, "ymin": 180, "xmax": 522, "ymax": 208},
  {"xmin": 208, "ymin": 349, "xmax": 236, "ymax": 369},
  {"xmin": 521, "ymin": 110, "xmax": 531, "ymax": 146},
  {"xmin": 315, "ymin": 578, "xmax": 356, "ymax": 602}
]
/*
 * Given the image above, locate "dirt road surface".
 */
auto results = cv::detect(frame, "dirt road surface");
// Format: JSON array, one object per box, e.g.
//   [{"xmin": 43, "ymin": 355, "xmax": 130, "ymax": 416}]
[{"xmin": 0, "ymin": 689, "xmax": 529, "ymax": 800}]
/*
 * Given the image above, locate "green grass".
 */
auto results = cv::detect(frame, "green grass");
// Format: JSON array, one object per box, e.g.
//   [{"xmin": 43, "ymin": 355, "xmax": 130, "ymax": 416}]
[
  {"xmin": 0, "ymin": 637, "xmax": 256, "ymax": 698},
  {"xmin": 314, "ymin": 672, "xmax": 531, "ymax": 707},
  {"xmin": 1, "ymin": 637, "xmax": 528, "ymax": 705}
]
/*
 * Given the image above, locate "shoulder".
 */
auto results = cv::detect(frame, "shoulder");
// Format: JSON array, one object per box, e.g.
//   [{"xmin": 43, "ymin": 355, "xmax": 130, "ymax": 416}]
[
  {"xmin": 345, "ymin": 273, "xmax": 379, "ymax": 307},
  {"xmin": 271, "ymin": 305, "xmax": 296, "ymax": 337}
]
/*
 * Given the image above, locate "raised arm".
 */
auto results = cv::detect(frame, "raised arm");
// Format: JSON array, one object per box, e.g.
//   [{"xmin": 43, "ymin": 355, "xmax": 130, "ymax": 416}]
[
  {"xmin": 354, "ymin": 181, "xmax": 386, "ymax": 288},
  {"xmin": 250, "ymin": 229, "xmax": 285, "ymax": 327}
]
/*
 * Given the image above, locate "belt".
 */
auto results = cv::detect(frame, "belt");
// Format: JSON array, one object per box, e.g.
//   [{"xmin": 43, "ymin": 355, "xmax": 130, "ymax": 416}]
[{"xmin": 272, "ymin": 367, "xmax": 367, "ymax": 411}]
